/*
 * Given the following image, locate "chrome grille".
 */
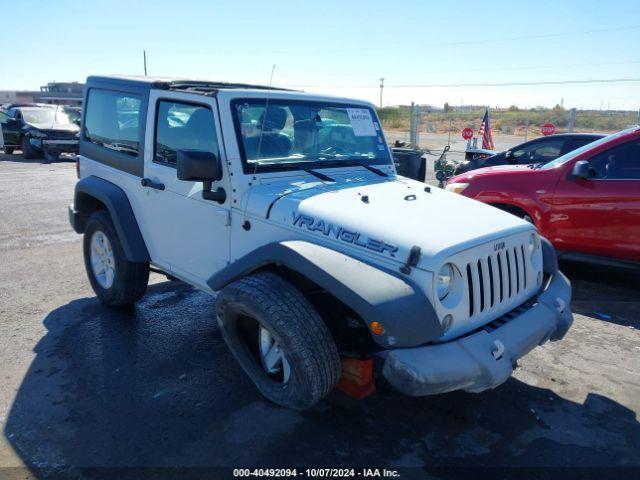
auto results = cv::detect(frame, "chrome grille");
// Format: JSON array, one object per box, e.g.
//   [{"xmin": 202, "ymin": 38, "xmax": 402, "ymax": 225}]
[{"xmin": 465, "ymin": 242, "xmax": 531, "ymax": 319}]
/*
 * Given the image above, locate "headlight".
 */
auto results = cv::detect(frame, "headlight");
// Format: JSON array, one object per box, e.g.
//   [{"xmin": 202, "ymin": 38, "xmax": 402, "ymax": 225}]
[
  {"xmin": 437, "ymin": 263, "xmax": 455, "ymax": 300},
  {"xmin": 444, "ymin": 182, "xmax": 469, "ymax": 194},
  {"xmin": 29, "ymin": 130, "xmax": 47, "ymax": 139}
]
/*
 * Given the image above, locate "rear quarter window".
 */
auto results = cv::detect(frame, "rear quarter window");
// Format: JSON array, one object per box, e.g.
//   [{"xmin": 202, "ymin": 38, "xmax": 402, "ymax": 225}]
[{"xmin": 84, "ymin": 89, "xmax": 142, "ymax": 157}]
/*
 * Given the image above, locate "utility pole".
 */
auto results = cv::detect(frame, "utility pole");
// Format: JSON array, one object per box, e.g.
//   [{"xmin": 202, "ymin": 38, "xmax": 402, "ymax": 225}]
[
  {"xmin": 379, "ymin": 78, "xmax": 384, "ymax": 108},
  {"xmin": 143, "ymin": 50, "xmax": 148, "ymax": 76},
  {"xmin": 409, "ymin": 102, "xmax": 420, "ymax": 147},
  {"xmin": 568, "ymin": 108, "xmax": 576, "ymax": 133},
  {"xmin": 637, "ymin": 108, "xmax": 640, "ymax": 125}
]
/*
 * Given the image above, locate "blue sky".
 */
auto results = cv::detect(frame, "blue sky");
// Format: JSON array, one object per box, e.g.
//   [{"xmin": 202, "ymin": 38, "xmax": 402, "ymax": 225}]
[{"xmin": 2, "ymin": 0, "xmax": 639, "ymax": 109}]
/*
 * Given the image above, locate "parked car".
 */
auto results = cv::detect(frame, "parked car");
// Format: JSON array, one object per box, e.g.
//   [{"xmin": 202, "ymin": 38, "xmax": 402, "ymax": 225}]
[
  {"xmin": 446, "ymin": 126, "xmax": 640, "ymax": 267},
  {"xmin": 68, "ymin": 75, "xmax": 572, "ymax": 409},
  {"xmin": 63, "ymin": 106, "xmax": 83, "ymax": 127},
  {"xmin": 463, "ymin": 147, "xmax": 498, "ymax": 163},
  {"xmin": 454, "ymin": 133, "xmax": 604, "ymax": 175},
  {"xmin": 0, "ymin": 104, "xmax": 79, "ymax": 161}
]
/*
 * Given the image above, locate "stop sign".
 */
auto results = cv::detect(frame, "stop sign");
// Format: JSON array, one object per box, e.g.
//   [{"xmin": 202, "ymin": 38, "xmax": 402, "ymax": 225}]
[
  {"xmin": 541, "ymin": 123, "xmax": 555, "ymax": 136},
  {"xmin": 462, "ymin": 127, "xmax": 473, "ymax": 140}
]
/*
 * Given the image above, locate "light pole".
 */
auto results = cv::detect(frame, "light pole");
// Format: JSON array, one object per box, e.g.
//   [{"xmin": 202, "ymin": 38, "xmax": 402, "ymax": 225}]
[{"xmin": 379, "ymin": 78, "xmax": 384, "ymax": 108}]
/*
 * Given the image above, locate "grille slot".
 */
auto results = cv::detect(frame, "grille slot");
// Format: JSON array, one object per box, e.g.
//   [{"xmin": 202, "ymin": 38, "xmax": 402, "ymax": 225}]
[{"xmin": 464, "ymin": 239, "xmax": 534, "ymax": 321}]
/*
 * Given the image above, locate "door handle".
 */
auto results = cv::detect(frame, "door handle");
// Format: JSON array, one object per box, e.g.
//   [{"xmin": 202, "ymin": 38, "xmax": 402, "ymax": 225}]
[{"xmin": 141, "ymin": 178, "xmax": 165, "ymax": 191}]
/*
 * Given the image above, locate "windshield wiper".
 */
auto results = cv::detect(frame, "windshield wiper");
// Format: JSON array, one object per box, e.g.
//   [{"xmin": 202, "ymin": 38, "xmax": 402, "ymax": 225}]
[
  {"xmin": 302, "ymin": 168, "xmax": 335, "ymax": 182},
  {"xmin": 349, "ymin": 160, "xmax": 388, "ymax": 177},
  {"xmin": 316, "ymin": 158, "xmax": 388, "ymax": 177}
]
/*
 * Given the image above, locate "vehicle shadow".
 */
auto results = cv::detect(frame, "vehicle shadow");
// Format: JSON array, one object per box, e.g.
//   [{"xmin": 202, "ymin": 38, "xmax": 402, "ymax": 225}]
[
  {"xmin": 560, "ymin": 260, "xmax": 640, "ymax": 327},
  {"xmin": 4, "ymin": 281, "xmax": 640, "ymax": 478}
]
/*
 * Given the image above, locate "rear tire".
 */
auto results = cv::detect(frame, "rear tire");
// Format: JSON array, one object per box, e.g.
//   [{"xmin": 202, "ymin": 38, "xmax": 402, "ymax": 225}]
[
  {"xmin": 83, "ymin": 210, "xmax": 149, "ymax": 307},
  {"xmin": 216, "ymin": 271, "xmax": 341, "ymax": 410},
  {"xmin": 3, "ymin": 147, "xmax": 14, "ymax": 155}
]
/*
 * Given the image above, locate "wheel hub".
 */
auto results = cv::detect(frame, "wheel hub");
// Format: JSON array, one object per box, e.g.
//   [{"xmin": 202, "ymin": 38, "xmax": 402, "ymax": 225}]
[
  {"xmin": 90, "ymin": 231, "xmax": 115, "ymax": 289},
  {"xmin": 258, "ymin": 326, "xmax": 291, "ymax": 383}
]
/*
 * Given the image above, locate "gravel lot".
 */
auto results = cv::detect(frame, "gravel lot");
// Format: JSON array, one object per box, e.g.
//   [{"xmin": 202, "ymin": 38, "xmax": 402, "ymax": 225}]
[{"xmin": 0, "ymin": 153, "xmax": 639, "ymax": 479}]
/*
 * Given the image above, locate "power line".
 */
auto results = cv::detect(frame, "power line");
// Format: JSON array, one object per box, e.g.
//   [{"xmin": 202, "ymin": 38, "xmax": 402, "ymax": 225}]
[
  {"xmin": 287, "ymin": 78, "xmax": 640, "ymax": 89},
  {"xmin": 399, "ymin": 25, "xmax": 640, "ymax": 50},
  {"xmin": 193, "ymin": 25, "xmax": 640, "ymax": 56},
  {"xmin": 378, "ymin": 60, "xmax": 640, "ymax": 77}
]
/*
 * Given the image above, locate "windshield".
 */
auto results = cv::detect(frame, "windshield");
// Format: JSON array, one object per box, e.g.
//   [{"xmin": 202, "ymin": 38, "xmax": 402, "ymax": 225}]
[
  {"xmin": 21, "ymin": 107, "xmax": 71, "ymax": 125},
  {"xmin": 232, "ymin": 99, "xmax": 391, "ymax": 172},
  {"xmin": 541, "ymin": 128, "xmax": 636, "ymax": 170}
]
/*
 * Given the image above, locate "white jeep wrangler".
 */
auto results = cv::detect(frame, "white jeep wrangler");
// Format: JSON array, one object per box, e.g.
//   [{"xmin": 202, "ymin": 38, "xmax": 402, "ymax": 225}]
[{"xmin": 69, "ymin": 75, "xmax": 573, "ymax": 409}]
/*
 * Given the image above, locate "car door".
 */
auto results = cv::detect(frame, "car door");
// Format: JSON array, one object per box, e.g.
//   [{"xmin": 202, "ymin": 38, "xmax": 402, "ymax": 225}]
[
  {"xmin": 550, "ymin": 139, "xmax": 640, "ymax": 260},
  {"xmin": 137, "ymin": 91, "xmax": 231, "ymax": 289},
  {"xmin": 0, "ymin": 111, "xmax": 6, "ymax": 149},
  {"xmin": 3, "ymin": 109, "xmax": 21, "ymax": 146}
]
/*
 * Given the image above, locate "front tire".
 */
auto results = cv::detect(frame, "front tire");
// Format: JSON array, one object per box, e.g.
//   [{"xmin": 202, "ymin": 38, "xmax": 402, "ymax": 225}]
[
  {"xmin": 83, "ymin": 210, "xmax": 149, "ymax": 307},
  {"xmin": 216, "ymin": 271, "xmax": 341, "ymax": 410},
  {"xmin": 21, "ymin": 136, "xmax": 40, "ymax": 160}
]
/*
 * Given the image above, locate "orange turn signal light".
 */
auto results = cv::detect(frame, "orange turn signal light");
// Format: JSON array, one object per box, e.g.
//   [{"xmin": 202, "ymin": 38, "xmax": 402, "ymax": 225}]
[{"xmin": 370, "ymin": 321, "xmax": 385, "ymax": 335}]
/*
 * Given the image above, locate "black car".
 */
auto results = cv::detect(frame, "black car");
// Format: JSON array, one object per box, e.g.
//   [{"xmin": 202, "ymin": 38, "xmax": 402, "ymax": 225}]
[
  {"xmin": 453, "ymin": 133, "xmax": 604, "ymax": 175},
  {"xmin": 0, "ymin": 105, "xmax": 79, "ymax": 161}
]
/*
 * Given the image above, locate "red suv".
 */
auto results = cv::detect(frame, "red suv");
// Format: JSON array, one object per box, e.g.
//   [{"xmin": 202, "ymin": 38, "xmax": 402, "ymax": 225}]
[{"xmin": 446, "ymin": 126, "xmax": 640, "ymax": 266}]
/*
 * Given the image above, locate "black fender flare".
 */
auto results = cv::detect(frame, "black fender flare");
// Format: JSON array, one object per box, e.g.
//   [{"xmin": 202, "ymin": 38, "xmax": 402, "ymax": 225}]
[
  {"xmin": 72, "ymin": 176, "xmax": 150, "ymax": 263},
  {"xmin": 208, "ymin": 241, "xmax": 443, "ymax": 348},
  {"xmin": 541, "ymin": 236, "xmax": 558, "ymax": 275}
]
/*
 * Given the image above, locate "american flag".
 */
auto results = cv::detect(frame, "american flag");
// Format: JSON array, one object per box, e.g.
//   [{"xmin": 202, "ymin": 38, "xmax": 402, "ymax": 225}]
[{"xmin": 477, "ymin": 109, "xmax": 495, "ymax": 150}]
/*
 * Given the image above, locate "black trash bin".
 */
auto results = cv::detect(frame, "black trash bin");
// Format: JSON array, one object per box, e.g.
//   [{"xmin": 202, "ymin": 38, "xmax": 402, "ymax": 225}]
[{"xmin": 392, "ymin": 148, "xmax": 425, "ymax": 182}]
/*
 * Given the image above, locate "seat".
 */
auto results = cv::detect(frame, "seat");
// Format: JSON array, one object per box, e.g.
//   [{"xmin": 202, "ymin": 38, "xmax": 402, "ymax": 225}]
[{"xmin": 243, "ymin": 106, "xmax": 292, "ymax": 159}]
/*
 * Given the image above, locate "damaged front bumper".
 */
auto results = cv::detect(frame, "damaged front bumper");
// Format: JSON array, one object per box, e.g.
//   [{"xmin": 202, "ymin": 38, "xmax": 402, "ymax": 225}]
[
  {"xmin": 382, "ymin": 270, "xmax": 573, "ymax": 396},
  {"xmin": 41, "ymin": 139, "xmax": 79, "ymax": 161}
]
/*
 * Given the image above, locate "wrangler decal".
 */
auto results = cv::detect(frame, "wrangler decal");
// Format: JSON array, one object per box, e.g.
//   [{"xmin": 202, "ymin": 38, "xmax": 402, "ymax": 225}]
[{"xmin": 292, "ymin": 212, "xmax": 398, "ymax": 257}]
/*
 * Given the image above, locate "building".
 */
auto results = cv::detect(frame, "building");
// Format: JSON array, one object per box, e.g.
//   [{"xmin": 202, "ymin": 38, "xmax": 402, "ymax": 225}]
[
  {"xmin": 1, "ymin": 82, "xmax": 85, "ymax": 108},
  {"xmin": 0, "ymin": 90, "xmax": 37, "ymax": 105},
  {"xmin": 35, "ymin": 82, "xmax": 84, "ymax": 106}
]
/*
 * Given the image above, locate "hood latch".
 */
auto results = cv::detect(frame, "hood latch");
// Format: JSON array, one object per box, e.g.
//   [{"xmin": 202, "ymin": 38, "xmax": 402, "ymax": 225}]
[{"xmin": 400, "ymin": 246, "xmax": 421, "ymax": 275}]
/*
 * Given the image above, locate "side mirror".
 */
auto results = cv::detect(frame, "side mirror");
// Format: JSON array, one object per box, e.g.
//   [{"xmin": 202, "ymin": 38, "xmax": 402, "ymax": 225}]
[
  {"xmin": 176, "ymin": 150, "xmax": 222, "ymax": 182},
  {"xmin": 176, "ymin": 150, "xmax": 226, "ymax": 203},
  {"xmin": 572, "ymin": 160, "xmax": 594, "ymax": 179}
]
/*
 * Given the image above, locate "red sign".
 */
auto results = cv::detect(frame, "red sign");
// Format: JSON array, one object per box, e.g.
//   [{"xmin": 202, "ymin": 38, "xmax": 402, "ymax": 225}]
[
  {"xmin": 541, "ymin": 123, "xmax": 555, "ymax": 136},
  {"xmin": 462, "ymin": 127, "xmax": 474, "ymax": 140}
]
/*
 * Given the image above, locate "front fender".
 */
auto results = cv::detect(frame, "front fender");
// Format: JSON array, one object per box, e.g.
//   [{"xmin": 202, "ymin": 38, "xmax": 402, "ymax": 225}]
[{"xmin": 208, "ymin": 241, "xmax": 443, "ymax": 348}]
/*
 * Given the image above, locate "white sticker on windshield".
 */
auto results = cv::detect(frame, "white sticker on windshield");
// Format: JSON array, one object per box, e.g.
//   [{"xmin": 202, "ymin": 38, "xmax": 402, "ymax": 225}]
[{"xmin": 347, "ymin": 108, "xmax": 377, "ymax": 137}]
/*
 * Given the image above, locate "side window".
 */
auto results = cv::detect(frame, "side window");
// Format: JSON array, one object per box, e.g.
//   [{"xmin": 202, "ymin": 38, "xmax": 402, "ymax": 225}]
[
  {"xmin": 566, "ymin": 137, "xmax": 598, "ymax": 152},
  {"xmin": 588, "ymin": 141, "xmax": 640, "ymax": 180},
  {"xmin": 531, "ymin": 139, "xmax": 563, "ymax": 162},
  {"xmin": 0, "ymin": 111, "xmax": 8, "ymax": 126},
  {"xmin": 154, "ymin": 100, "xmax": 219, "ymax": 166},
  {"xmin": 84, "ymin": 89, "xmax": 142, "ymax": 156},
  {"xmin": 511, "ymin": 141, "xmax": 538, "ymax": 160}
]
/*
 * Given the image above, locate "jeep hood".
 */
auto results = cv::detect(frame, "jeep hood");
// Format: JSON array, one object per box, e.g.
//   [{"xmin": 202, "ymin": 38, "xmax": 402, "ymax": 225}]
[{"xmin": 245, "ymin": 173, "xmax": 534, "ymax": 271}]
